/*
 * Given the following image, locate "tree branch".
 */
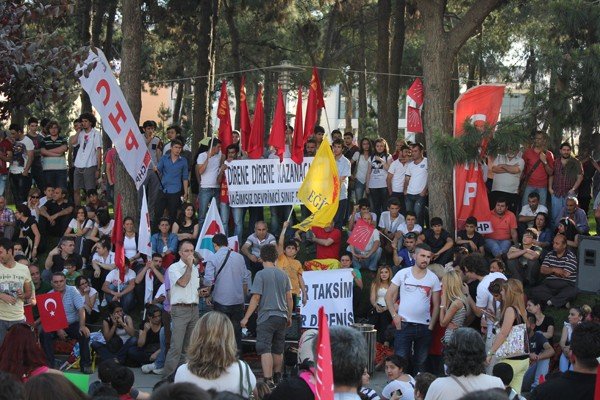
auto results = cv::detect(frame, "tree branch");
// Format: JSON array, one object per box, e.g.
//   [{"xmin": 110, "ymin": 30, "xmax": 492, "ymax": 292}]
[{"xmin": 447, "ymin": 0, "xmax": 506, "ymax": 52}]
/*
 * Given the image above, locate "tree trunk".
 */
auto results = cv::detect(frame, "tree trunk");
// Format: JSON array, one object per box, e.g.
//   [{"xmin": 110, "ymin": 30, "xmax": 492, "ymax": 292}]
[
  {"xmin": 342, "ymin": 74, "xmax": 354, "ymax": 131},
  {"xmin": 77, "ymin": 0, "xmax": 93, "ymax": 114},
  {"xmin": 118, "ymin": 0, "xmax": 143, "ymax": 221},
  {"xmin": 191, "ymin": 0, "xmax": 219, "ymax": 155},
  {"xmin": 358, "ymin": 6, "xmax": 368, "ymax": 136},
  {"xmin": 103, "ymin": 0, "xmax": 117, "ymax": 61},
  {"xmin": 377, "ymin": 0, "xmax": 391, "ymax": 137},
  {"xmin": 91, "ymin": 0, "xmax": 106, "ymax": 47},
  {"xmin": 223, "ymin": 0, "xmax": 242, "ymax": 129},
  {"xmin": 385, "ymin": 0, "xmax": 406, "ymax": 146},
  {"xmin": 172, "ymin": 81, "xmax": 184, "ymax": 124}
]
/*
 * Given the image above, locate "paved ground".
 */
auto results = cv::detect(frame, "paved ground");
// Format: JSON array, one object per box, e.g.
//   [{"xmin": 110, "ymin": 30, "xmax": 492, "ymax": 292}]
[{"xmin": 80, "ymin": 362, "xmax": 389, "ymax": 395}]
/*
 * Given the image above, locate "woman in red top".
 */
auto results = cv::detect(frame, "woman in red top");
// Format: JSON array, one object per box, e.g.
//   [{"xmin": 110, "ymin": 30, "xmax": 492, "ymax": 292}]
[{"xmin": 0, "ymin": 323, "xmax": 61, "ymax": 382}]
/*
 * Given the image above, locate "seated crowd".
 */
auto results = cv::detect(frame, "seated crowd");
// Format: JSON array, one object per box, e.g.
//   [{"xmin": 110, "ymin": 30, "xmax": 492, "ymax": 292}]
[{"xmin": 0, "ymin": 117, "xmax": 599, "ymax": 400}]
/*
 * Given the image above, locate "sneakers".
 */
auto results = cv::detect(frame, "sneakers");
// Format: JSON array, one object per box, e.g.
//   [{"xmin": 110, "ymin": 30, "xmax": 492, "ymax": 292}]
[
  {"xmin": 152, "ymin": 367, "xmax": 164, "ymax": 375},
  {"xmin": 141, "ymin": 363, "xmax": 156, "ymax": 374},
  {"xmin": 264, "ymin": 378, "xmax": 276, "ymax": 390}
]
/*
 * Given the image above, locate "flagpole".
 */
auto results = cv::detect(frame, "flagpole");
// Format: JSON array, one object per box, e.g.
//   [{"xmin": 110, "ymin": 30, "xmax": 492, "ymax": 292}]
[
  {"xmin": 322, "ymin": 107, "xmax": 333, "ymax": 143},
  {"xmin": 287, "ymin": 205, "xmax": 295, "ymax": 222}
]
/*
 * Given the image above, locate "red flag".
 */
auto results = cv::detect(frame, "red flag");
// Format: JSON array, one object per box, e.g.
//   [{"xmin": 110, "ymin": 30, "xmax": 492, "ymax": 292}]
[
  {"xmin": 315, "ymin": 306, "xmax": 334, "ymax": 400},
  {"xmin": 112, "ymin": 194, "xmax": 125, "ymax": 281},
  {"xmin": 269, "ymin": 87, "xmax": 286, "ymax": 162},
  {"xmin": 36, "ymin": 292, "xmax": 68, "ymax": 332},
  {"xmin": 407, "ymin": 78, "xmax": 424, "ymax": 107},
  {"xmin": 291, "ymin": 86, "xmax": 305, "ymax": 164},
  {"xmin": 217, "ymin": 80, "xmax": 233, "ymax": 153},
  {"xmin": 303, "ymin": 67, "xmax": 325, "ymax": 142},
  {"xmin": 347, "ymin": 218, "xmax": 375, "ymax": 251},
  {"xmin": 453, "ymin": 85, "xmax": 505, "ymax": 233},
  {"xmin": 406, "ymin": 106, "xmax": 423, "ymax": 133},
  {"xmin": 24, "ymin": 304, "xmax": 34, "ymax": 324},
  {"xmin": 239, "ymin": 76, "xmax": 252, "ymax": 152},
  {"xmin": 247, "ymin": 85, "xmax": 264, "ymax": 159}
]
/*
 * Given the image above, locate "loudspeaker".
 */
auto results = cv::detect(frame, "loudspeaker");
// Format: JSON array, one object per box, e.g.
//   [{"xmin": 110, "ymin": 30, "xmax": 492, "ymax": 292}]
[{"xmin": 577, "ymin": 236, "xmax": 600, "ymax": 294}]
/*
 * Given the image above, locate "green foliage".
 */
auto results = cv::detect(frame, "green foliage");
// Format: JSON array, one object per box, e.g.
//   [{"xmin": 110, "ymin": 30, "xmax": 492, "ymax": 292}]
[
  {"xmin": 430, "ymin": 132, "xmax": 468, "ymax": 165},
  {"xmin": 486, "ymin": 115, "xmax": 531, "ymax": 156}
]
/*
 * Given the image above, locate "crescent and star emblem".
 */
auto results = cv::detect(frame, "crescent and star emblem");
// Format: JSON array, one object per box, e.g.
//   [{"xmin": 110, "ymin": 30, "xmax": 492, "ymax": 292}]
[{"xmin": 44, "ymin": 298, "xmax": 57, "ymax": 317}]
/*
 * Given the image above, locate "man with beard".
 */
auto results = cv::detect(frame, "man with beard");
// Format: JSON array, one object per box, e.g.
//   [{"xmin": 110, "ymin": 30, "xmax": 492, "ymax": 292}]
[{"xmin": 549, "ymin": 142, "xmax": 583, "ymax": 228}]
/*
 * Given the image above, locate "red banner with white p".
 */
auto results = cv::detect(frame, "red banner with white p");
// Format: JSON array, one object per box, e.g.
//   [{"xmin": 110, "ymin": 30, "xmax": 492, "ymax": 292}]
[{"xmin": 453, "ymin": 85, "xmax": 505, "ymax": 233}]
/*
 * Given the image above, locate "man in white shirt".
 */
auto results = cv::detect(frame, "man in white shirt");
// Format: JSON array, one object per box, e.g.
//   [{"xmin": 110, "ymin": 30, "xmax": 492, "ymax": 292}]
[
  {"xmin": 69, "ymin": 113, "xmax": 102, "ymax": 205},
  {"xmin": 385, "ymin": 243, "xmax": 441, "ymax": 374},
  {"xmin": 196, "ymin": 138, "xmax": 222, "ymax": 227},
  {"xmin": 162, "ymin": 240, "xmax": 200, "ymax": 377},
  {"xmin": 404, "ymin": 142, "xmax": 428, "ymax": 226},
  {"xmin": 8, "ymin": 123, "xmax": 34, "ymax": 204},
  {"xmin": 490, "ymin": 150, "xmax": 524, "ymax": 215},
  {"xmin": 519, "ymin": 191, "xmax": 549, "ymax": 229},
  {"xmin": 333, "ymin": 139, "xmax": 351, "ymax": 229},
  {"xmin": 102, "ymin": 260, "xmax": 136, "ymax": 313},
  {"xmin": 387, "ymin": 144, "xmax": 411, "ymax": 204}
]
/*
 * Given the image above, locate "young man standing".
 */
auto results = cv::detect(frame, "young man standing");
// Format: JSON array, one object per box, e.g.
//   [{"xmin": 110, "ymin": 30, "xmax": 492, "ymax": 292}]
[
  {"xmin": 332, "ymin": 139, "xmax": 351, "ymax": 229},
  {"xmin": 41, "ymin": 121, "xmax": 69, "ymax": 190},
  {"xmin": 196, "ymin": 138, "xmax": 222, "ymax": 227},
  {"xmin": 549, "ymin": 142, "xmax": 583, "ymax": 227},
  {"xmin": 8, "ymin": 123, "xmax": 34, "ymax": 204},
  {"xmin": 155, "ymin": 139, "xmax": 189, "ymax": 226},
  {"xmin": 241, "ymin": 244, "xmax": 293, "ymax": 388},
  {"xmin": 25, "ymin": 117, "xmax": 45, "ymax": 190},
  {"xmin": 404, "ymin": 142, "xmax": 428, "ymax": 226},
  {"xmin": 70, "ymin": 113, "xmax": 102, "ymax": 205}
]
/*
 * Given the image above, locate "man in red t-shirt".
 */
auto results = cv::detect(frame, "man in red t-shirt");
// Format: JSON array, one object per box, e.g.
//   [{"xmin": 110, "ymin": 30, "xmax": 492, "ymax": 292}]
[
  {"xmin": 309, "ymin": 222, "xmax": 342, "ymax": 260},
  {"xmin": 0, "ymin": 133, "xmax": 13, "ymax": 197},
  {"xmin": 484, "ymin": 198, "xmax": 518, "ymax": 257},
  {"xmin": 521, "ymin": 132, "xmax": 555, "ymax": 207}
]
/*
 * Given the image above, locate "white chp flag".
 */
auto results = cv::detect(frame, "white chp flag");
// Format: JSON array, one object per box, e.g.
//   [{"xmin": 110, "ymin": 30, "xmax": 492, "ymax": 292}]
[
  {"xmin": 195, "ymin": 198, "xmax": 225, "ymax": 261},
  {"xmin": 138, "ymin": 186, "xmax": 152, "ymax": 257}
]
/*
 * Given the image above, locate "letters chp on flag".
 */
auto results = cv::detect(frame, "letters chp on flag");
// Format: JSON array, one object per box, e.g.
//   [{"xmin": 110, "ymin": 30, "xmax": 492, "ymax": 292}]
[
  {"xmin": 239, "ymin": 75, "xmax": 251, "ymax": 152},
  {"xmin": 291, "ymin": 85, "xmax": 305, "ymax": 164},
  {"xmin": 315, "ymin": 306, "xmax": 334, "ymax": 400},
  {"xmin": 268, "ymin": 87, "xmax": 286, "ymax": 162},
  {"xmin": 294, "ymin": 137, "xmax": 339, "ymax": 231},
  {"xmin": 453, "ymin": 85, "xmax": 505, "ymax": 233},
  {"xmin": 303, "ymin": 67, "xmax": 325, "ymax": 142},
  {"xmin": 112, "ymin": 194, "xmax": 126, "ymax": 281},
  {"xmin": 247, "ymin": 85, "xmax": 264, "ymax": 159},
  {"xmin": 36, "ymin": 292, "xmax": 68, "ymax": 332},
  {"xmin": 406, "ymin": 78, "xmax": 423, "ymax": 134},
  {"xmin": 138, "ymin": 186, "xmax": 152, "ymax": 257},
  {"xmin": 347, "ymin": 218, "xmax": 375, "ymax": 251},
  {"xmin": 217, "ymin": 80, "xmax": 233, "ymax": 153},
  {"xmin": 195, "ymin": 198, "xmax": 226, "ymax": 261}
]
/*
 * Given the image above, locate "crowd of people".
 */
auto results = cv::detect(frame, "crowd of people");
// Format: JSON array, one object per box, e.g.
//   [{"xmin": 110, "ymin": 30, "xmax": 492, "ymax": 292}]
[{"xmin": 0, "ymin": 114, "xmax": 599, "ymax": 400}]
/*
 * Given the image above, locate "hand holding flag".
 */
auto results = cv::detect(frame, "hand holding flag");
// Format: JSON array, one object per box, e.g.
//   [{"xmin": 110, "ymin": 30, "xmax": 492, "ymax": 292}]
[
  {"xmin": 36, "ymin": 292, "xmax": 68, "ymax": 332},
  {"xmin": 347, "ymin": 218, "xmax": 375, "ymax": 251}
]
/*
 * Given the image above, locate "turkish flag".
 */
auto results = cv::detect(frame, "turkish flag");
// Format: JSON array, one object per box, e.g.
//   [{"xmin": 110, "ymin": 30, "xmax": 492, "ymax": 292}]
[
  {"xmin": 407, "ymin": 78, "xmax": 424, "ymax": 107},
  {"xmin": 239, "ymin": 76, "xmax": 252, "ymax": 152},
  {"xmin": 217, "ymin": 80, "xmax": 233, "ymax": 153},
  {"xmin": 268, "ymin": 87, "xmax": 286, "ymax": 162},
  {"xmin": 24, "ymin": 304, "xmax": 34, "ymax": 324},
  {"xmin": 453, "ymin": 85, "xmax": 505, "ymax": 136},
  {"xmin": 347, "ymin": 218, "xmax": 375, "ymax": 251},
  {"xmin": 291, "ymin": 86, "xmax": 305, "ymax": 164},
  {"xmin": 112, "ymin": 194, "xmax": 125, "ymax": 281},
  {"xmin": 315, "ymin": 306, "xmax": 334, "ymax": 400},
  {"xmin": 303, "ymin": 67, "xmax": 325, "ymax": 142},
  {"xmin": 247, "ymin": 85, "xmax": 264, "ymax": 159},
  {"xmin": 407, "ymin": 106, "xmax": 423, "ymax": 133},
  {"xmin": 36, "ymin": 292, "xmax": 68, "ymax": 332}
]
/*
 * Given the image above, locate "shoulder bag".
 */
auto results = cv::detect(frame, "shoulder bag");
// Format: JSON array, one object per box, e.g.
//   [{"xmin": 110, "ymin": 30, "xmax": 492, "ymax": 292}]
[
  {"xmin": 494, "ymin": 307, "xmax": 529, "ymax": 359},
  {"xmin": 518, "ymin": 158, "xmax": 542, "ymax": 195},
  {"xmin": 237, "ymin": 360, "xmax": 255, "ymax": 400},
  {"xmin": 210, "ymin": 249, "xmax": 231, "ymax": 293}
]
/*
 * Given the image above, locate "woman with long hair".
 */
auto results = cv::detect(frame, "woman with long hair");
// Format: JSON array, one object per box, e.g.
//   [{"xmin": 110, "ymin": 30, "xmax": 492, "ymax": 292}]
[
  {"xmin": 525, "ymin": 297, "xmax": 554, "ymax": 341},
  {"xmin": 64, "ymin": 205, "xmax": 94, "ymax": 262},
  {"xmin": 555, "ymin": 217, "xmax": 580, "ymax": 249},
  {"xmin": 487, "ymin": 279, "xmax": 528, "ymax": 394},
  {"xmin": 75, "ymin": 275, "xmax": 99, "ymax": 323},
  {"xmin": 123, "ymin": 217, "xmax": 144, "ymax": 267},
  {"xmin": 559, "ymin": 305, "xmax": 590, "ymax": 372},
  {"xmin": 0, "ymin": 323, "xmax": 61, "ymax": 382},
  {"xmin": 533, "ymin": 212, "xmax": 553, "ymax": 251},
  {"xmin": 14, "ymin": 203, "xmax": 41, "ymax": 261},
  {"xmin": 25, "ymin": 187, "xmax": 41, "ymax": 222},
  {"xmin": 89, "ymin": 208, "xmax": 114, "ymax": 242},
  {"xmin": 175, "ymin": 311, "xmax": 257, "ymax": 397},
  {"xmin": 369, "ymin": 265, "xmax": 393, "ymax": 344},
  {"xmin": 365, "ymin": 138, "xmax": 392, "ymax": 216},
  {"xmin": 91, "ymin": 301, "xmax": 137, "ymax": 364},
  {"xmin": 351, "ymin": 138, "xmax": 373, "ymax": 201},
  {"xmin": 440, "ymin": 270, "xmax": 469, "ymax": 344},
  {"xmin": 172, "ymin": 202, "xmax": 199, "ymax": 241}
]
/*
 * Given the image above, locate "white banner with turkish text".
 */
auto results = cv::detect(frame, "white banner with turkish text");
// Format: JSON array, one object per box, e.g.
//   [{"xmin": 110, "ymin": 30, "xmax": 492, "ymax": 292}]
[
  {"xmin": 300, "ymin": 269, "xmax": 354, "ymax": 328},
  {"xmin": 225, "ymin": 157, "xmax": 313, "ymax": 207},
  {"xmin": 77, "ymin": 49, "xmax": 151, "ymax": 189}
]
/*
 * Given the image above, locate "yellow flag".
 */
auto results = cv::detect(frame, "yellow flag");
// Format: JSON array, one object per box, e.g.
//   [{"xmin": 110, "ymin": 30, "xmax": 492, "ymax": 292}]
[{"xmin": 294, "ymin": 137, "xmax": 339, "ymax": 231}]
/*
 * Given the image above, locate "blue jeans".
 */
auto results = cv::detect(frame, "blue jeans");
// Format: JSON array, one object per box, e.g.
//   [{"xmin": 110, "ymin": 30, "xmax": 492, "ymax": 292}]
[
  {"xmin": 522, "ymin": 186, "xmax": 548, "ymax": 208},
  {"xmin": 405, "ymin": 194, "xmax": 427, "ymax": 226},
  {"xmin": 354, "ymin": 181, "xmax": 366, "ymax": 201},
  {"xmin": 394, "ymin": 322, "xmax": 432, "ymax": 374},
  {"xmin": 334, "ymin": 199, "xmax": 349, "ymax": 229},
  {"xmin": 91, "ymin": 336, "xmax": 137, "ymax": 364},
  {"xmin": 105, "ymin": 285, "xmax": 135, "ymax": 314},
  {"xmin": 154, "ymin": 326, "xmax": 167, "ymax": 368},
  {"xmin": 351, "ymin": 247, "xmax": 382, "ymax": 272},
  {"xmin": 551, "ymin": 194, "xmax": 567, "ymax": 229},
  {"xmin": 220, "ymin": 203, "xmax": 244, "ymax": 239},
  {"xmin": 198, "ymin": 187, "xmax": 220, "ymax": 227},
  {"xmin": 0, "ymin": 175, "xmax": 7, "ymax": 197},
  {"xmin": 522, "ymin": 359, "xmax": 549, "ymax": 392},
  {"xmin": 484, "ymin": 239, "xmax": 512, "ymax": 257}
]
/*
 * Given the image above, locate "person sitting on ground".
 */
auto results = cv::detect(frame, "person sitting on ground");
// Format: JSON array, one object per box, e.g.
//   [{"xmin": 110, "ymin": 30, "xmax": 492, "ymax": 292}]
[
  {"xmin": 14, "ymin": 203, "xmax": 41, "ymax": 261},
  {"xmin": 506, "ymin": 228, "xmax": 542, "ymax": 285},
  {"xmin": 91, "ymin": 301, "xmax": 137, "ymax": 364},
  {"xmin": 396, "ymin": 211, "xmax": 422, "ymax": 237},
  {"xmin": 297, "ymin": 221, "xmax": 343, "ymax": 269},
  {"xmin": 554, "ymin": 196, "xmax": 589, "ymax": 235},
  {"xmin": 381, "ymin": 355, "xmax": 415, "ymax": 400},
  {"xmin": 129, "ymin": 305, "xmax": 163, "ymax": 369},
  {"xmin": 532, "ymin": 212, "xmax": 553, "ymax": 253},
  {"xmin": 414, "ymin": 372, "xmax": 437, "ymax": 400},
  {"xmin": 455, "ymin": 216, "xmax": 485, "ymax": 255},
  {"xmin": 341, "ymin": 253, "xmax": 363, "ymax": 312},
  {"xmin": 24, "ymin": 374, "xmax": 89, "ymax": 400},
  {"xmin": 418, "ymin": 217, "xmax": 454, "ymax": 266},
  {"xmin": 489, "ymin": 258, "xmax": 506, "ymax": 274},
  {"xmin": 424, "ymin": 328, "xmax": 504, "ymax": 400},
  {"xmin": 360, "ymin": 368, "xmax": 379, "ymax": 400},
  {"xmin": 64, "ymin": 258, "xmax": 82, "ymax": 287},
  {"xmin": 43, "ymin": 236, "xmax": 83, "ymax": 282},
  {"xmin": 88, "ymin": 208, "xmax": 114, "ymax": 243},
  {"xmin": 558, "ymin": 306, "xmax": 589, "ymax": 372},
  {"xmin": 530, "ymin": 233, "xmax": 578, "ymax": 309},
  {"xmin": 75, "ymin": 275, "xmax": 99, "ymax": 323},
  {"xmin": 37, "ymin": 186, "xmax": 73, "ymax": 238},
  {"xmin": 518, "ymin": 191, "xmax": 548, "ymax": 230},
  {"xmin": 151, "ymin": 218, "xmax": 179, "ymax": 268},
  {"xmin": 525, "ymin": 297, "xmax": 555, "ymax": 342},
  {"xmin": 348, "ymin": 198, "xmax": 378, "ymax": 231},
  {"xmin": 63, "ymin": 205, "xmax": 95, "ymax": 263},
  {"xmin": 241, "ymin": 221, "xmax": 276, "ymax": 276},
  {"xmin": 530, "ymin": 321, "xmax": 600, "ymax": 400},
  {"xmin": 110, "ymin": 365, "xmax": 136, "ymax": 399},
  {"xmin": 172, "ymin": 203, "xmax": 199, "ymax": 242},
  {"xmin": 484, "ymin": 198, "xmax": 518, "ymax": 258},
  {"xmin": 90, "ymin": 235, "xmax": 115, "ymax": 297},
  {"xmin": 84, "ymin": 188, "xmax": 107, "ymax": 217},
  {"xmin": 348, "ymin": 211, "xmax": 382, "ymax": 272},
  {"xmin": 134, "ymin": 254, "xmax": 165, "ymax": 308},
  {"xmin": 521, "ymin": 314, "xmax": 555, "ymax": 393},
  {"xmin": 102, "ymin": 257, "xmax": 136, "ymax": 313},
  {"xmin": 392, "ymin": 232, "xmax": 417, "ymax": 271},
  {"xmin": 554, "ymin": 217, "xmax": 580, "ymax": 250},
  {"xmin": 378, "ymin": 197, "xmax": 406, "ymax": 262}
]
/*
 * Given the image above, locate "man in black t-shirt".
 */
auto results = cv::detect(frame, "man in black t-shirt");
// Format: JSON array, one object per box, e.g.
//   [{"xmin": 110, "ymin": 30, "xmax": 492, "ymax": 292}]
[
  {"xmin": 38, "ymin": 187, "xmax": 74, "ymax": 237},
  {"xmin": 455, "ymin": 216, "xmax": 485, "ymax": 254},
  {"xmin": 418, "ymin": 217, "xmax": 454, "ymax": 265},
  {"xmin": 530, "ymin": 321, "xmax": 600, "ymax": 400},
  {"xmin": 42, "ymin": 236, "xmax": 83, "ymax": 282},
  {"xmin": 522, "ymin": 314, "xmax": 555, "ymax": 392}
]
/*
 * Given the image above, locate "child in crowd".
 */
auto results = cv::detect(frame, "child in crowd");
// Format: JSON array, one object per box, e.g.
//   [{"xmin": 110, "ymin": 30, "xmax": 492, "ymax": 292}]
[
  {"xmin": 64, "ymin": 257, "xmax": 81, "ymax": 286},
  {"xmin": 277, "ymin": 221, "xmax": 307, "ymax": 307},
  {"xmin": 360, "ymin": 368, "xmax": 380, "ymax": 400},
  {"xmin": 381, "ymin": 355, "xmax": 415, "ymax": 400}
]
